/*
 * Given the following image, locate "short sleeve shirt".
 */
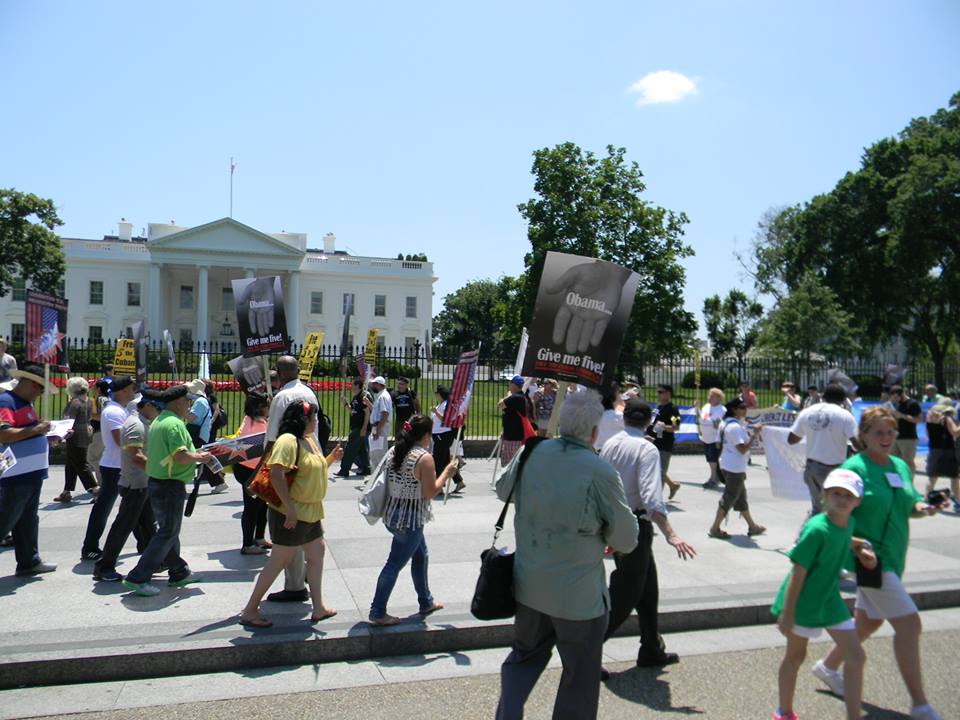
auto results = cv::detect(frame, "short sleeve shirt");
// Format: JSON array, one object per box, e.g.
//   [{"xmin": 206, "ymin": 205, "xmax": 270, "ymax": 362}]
[
  {"xmin": 789, "ymin": 403, "xmax": 858, "ymax": 465},
  {"xmin": 0, "ymin": 390, "xmax": 48, "ymax": 485},
  {"xmin": 266, "ymin": 380, "xmax": 320, "ymax": 443},
  {"xmin": 145, "ymin": 410, "xmax": 196, "ymax": 483},
  {"xmin": 647, "ymin": 402, "xmax": 680, "ymax": 452},
  {"xmin": 189, "ymin": 397, "xmax": 213, "ymax": 443},
  {"xmin": 267, "ymin": 433, "xmax": 328, "ymax": 522},
  {"xmin": 119, "ymin": 414, "xmax": 149, "ymax": 489},
  {"xmin": 501, "ymin": 393, "xmax": 526, "ymax": 441},
  {"xmin": 372, "ymin": 389, "xmax": 393, "ymax": 435},
  {"xmin": 392, "ymin": 388, "xmax": 417, "ymax": 425},
  {"xmin": 700, "ymin": 403, "xmax": 725, "ymax": 444},
  {"xmin": 99, "ymin": 401, "xmax": 129, "ymax": 469},
  {"xmin": 841, "ymin": 453, "xmax": 922, "ymax": 578},
  {"xmin": 896, "ymin": 399, "xmax": 921, "ymax": 439},
  {"xmin": 771, "ymin": 512, "xmax": 855, "ymax": 627},
  {"xmin": 719, "ymin": 420, "xmax": 750, "ymax": 473}
]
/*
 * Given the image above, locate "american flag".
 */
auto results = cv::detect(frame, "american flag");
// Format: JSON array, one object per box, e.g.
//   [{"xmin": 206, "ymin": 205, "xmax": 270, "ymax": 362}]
[
  {"xmin": 26, "ymin": 303, "xmax": 65, "ymax": 365},
  {"xmin": 442, "ymin": 348, "xmax": 479, "ymax": 428}
]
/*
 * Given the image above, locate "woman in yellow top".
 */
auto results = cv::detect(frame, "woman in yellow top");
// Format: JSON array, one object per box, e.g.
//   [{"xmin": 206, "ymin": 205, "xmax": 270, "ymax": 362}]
[{"xmin": 239, "ymin": 401, "xmax": 342, "ymax": 628}]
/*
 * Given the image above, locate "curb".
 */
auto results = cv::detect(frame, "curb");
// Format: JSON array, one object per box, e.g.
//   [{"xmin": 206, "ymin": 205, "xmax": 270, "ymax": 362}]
[{"xmin": 3, "ymin": 586, "xmax": 958, "ymax": 690}]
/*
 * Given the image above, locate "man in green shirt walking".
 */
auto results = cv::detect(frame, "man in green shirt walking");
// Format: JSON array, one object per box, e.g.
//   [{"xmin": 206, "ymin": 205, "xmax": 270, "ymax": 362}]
[
  {"xmin": 495, "ymin": 390, "xmax": 638, "ymax": 720},
  {"xmin": 123, "ymin": 385, "xmax": 211, "ymax": 597}
]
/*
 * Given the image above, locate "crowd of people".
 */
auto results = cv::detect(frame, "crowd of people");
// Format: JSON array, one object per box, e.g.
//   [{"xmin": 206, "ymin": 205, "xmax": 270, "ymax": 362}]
[{"xmin": 2, "ymin": 356, "xmax": 958, "ymax": 719}]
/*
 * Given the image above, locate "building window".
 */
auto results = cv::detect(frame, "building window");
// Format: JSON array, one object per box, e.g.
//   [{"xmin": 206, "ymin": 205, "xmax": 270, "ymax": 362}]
[
  {"xmin": 311, "ymin": 291, "xmax": 323, "ymax": 315},
  {"xmin": 404, "ymin": 336, "xmax": 418, "ymax": 358},
  {"xmin": 180, "ymin": 285, "xmax": 194, "ymax": 310},
  {"xmin": 127, "ymin": 282, "xmax": 141, "ymax": 306},
  {"xmin": 11, "ymin": 323, "xmax": 24, "ymax": 344},
  {"xmin": 125, "ymin": 326, "xmax": 133, "ymax": 338},
  {"xmin": 88, "ymin": 325, "xmax": 103, "ymax": 344},
  {"xmin": 221, "ymin": 287, "xmax": 233, "ymax": 312},
  {"xmin": 375, "ymin": 335, "xmax": 385, "ymax": 353},
  {"xmin": 179, "ymin": 328, "xmax": 193, "ymax": 346},
  {"xmin": 342, "ymin": 293, "xmax": 355, "ymax": 315},
  {"xmin": 89, "ymin": 281, "xmax": 104, "ymax": 305},
  {"xmin": 12, "ymin": 278, "xmax": 26, "ymax": 302},
  {"xmin": 374, "ymin": 294, "xmax": 386, "ymax": 317},
  {"xmin": 405, "ymin": 296, "xmax": 417, "ymax": 318}
]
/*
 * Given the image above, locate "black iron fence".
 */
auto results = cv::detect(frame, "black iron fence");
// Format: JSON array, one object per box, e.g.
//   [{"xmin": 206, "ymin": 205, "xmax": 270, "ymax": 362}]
[{"xmin": 3, "ymin": 338, "xmax": 958, "ymax": 441}]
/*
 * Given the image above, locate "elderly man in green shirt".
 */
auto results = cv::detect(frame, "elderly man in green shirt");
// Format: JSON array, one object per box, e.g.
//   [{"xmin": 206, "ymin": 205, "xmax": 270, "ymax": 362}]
[
  {"xmin": 495, "ymin": 390, "xmax": 638, "ymax": 720},
  {"xmin": 123, "ymin": 385, "xmax": 211, "ymax": 597}
]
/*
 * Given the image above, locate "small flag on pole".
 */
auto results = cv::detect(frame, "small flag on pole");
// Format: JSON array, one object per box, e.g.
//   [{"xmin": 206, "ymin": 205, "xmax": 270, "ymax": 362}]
[{"xmin": 443, "ymin": 348, "xmax": 479, "ymax": 428}]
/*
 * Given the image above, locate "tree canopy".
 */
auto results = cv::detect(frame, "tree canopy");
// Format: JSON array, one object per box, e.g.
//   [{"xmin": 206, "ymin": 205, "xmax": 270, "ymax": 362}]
[
  {"xmin": 517, "ymin": 143, "xmax": 696, "ymax": 358},
  {"xmin": 0, "ymin": 189, "xmax": 65, "ymax": 298},
  {"xmin": 702, "ymin": 289, "xmax": 764, "ymax": 362},
  {"xmin": 431, "ymin": 277, "xmax": 522, "ymax": 360},
  {"xmin": 743, "ymin": 92, "xmax": 960, "ymax": 386}
]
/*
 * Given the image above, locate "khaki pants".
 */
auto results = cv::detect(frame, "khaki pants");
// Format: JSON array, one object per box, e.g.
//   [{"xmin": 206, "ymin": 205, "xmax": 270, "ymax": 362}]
[{"xmin": 892, "ymin": 439, "xmax": 917, "ymax": 477}]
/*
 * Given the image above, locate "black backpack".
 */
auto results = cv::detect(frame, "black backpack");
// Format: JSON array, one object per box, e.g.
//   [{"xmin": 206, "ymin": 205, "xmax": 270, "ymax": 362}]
[{"xmin": 317, "ymin": 406, "xmax": 332, "ymax": 453}]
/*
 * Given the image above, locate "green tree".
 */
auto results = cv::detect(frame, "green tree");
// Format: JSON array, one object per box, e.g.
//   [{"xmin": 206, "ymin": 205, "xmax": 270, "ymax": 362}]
[
  {"xmin": 0, "ymin": 189, "xmax": 65, "ymax": 297},
  {"xmin": 702, "ymin": 289, "xmax": 764, "ymax": 364},
  {"xmin": 744, "ymin": 92, "xmax": 960, "ymax": 387},
  {"xmin": 432, "ymin": 277, "xmax": 522, "ymax": 362},
  {"xmin": 755, "ymin": 273, "xmax": 858, "ymax": 364},
  {"xmin": 517, "ymin": 143, "xmax": 696, "ymax": 359}
]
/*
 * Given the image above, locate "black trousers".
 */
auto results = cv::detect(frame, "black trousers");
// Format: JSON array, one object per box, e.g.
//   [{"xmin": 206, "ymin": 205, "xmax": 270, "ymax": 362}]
[
  {"xmin": 63, "ymin": 442, "xmax": 98, "ymax": 492},
  {"xmin": 95, "ymin": 486, "xmax": 156, "ymax": 574},
  {"xmin": 604, "ymin": 517, "xmax": 662, "ymax": 657},
  {"xmin": 233, "ymin": 463, "xmax": 267, "ymax": 547},
  {"xmin": 431, "ymin": 430, "xmax": 463, "ymax": 485}
]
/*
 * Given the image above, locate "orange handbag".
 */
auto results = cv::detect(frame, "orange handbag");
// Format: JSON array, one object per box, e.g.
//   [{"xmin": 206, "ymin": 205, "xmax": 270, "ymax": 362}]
[{"xmin": 246, "ymin": 441, "xmax": 300, "ymax": 507}]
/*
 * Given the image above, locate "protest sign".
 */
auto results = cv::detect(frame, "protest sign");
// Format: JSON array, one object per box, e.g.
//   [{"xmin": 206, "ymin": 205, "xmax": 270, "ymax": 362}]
[
  {"xmin": 442, "ymin": 348, "xmax": 479, "ymax": 428},
  {"xmin": 228, "ymin": 354, "xmax": 266, "ymax": 395},
  {"xmin": 201, "ymin": 432, "xmax": 266, "ymax": 466},
  {"xmin": 131, "ymin": 320, "xmax": 148, "ymax": 384},
  {"xmin": 364, "ymin": 328, "xmax": 378, "ymax": 367},
  {"xmin": 298, "ymin": 332, "xmax": 324, "ymax": 383},
  {"xmin": 521, "ymin": 252, "xmax": 639, "ymax": 390},
  {"xmin": 25, "ymin": 290, "xmax": 68, "ymax": 369},
  {"xmin": 760, "ymin": 426, "xmax": 809, "ymax": 501},
  {"xmin": 162, "ymin": 329, "xmax": 178, "ymax": 376},
  {"xmin": 231, "ymin": 276, "xmax": 288, "ymax": 357},
  {"xmin": 339, "ymin": 295, "xmax": 354, "ymax": 375},
  {"xmin": 113, "ymin": 338, "xmax": 136, "ymax": 376}
]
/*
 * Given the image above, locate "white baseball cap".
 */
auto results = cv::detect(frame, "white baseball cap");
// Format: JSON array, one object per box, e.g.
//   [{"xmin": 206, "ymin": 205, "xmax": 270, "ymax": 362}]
[
  {"xmin": 372, "ymin": 376, "xmax": 386, "ymax": 385},
  {"xmin": 823, "ymin": 469, "xmax": 863, "ymax": 498}
]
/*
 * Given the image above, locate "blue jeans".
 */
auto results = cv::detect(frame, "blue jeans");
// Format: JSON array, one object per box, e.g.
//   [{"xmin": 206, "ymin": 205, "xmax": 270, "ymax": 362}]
[
  {"xmin": 370, "ymin": 523, "xmax": 433, "ymax": 619},
  {"xmin": 0, "ymin": 477, "xmax": 43, "ymax": 571},
  {"xmin": 125, "ymin": 479, "xmax": 190, "ymax": 584},
  {"xmin": 82, "ymin": 465, "xmax": 120, "ymax": 555}
]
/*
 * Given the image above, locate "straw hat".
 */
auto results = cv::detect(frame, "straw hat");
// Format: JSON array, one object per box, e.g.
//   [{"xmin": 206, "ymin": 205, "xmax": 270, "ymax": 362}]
[{"xmin": 8, "ymin": 368, "xmax": 59, "ymax": 394}]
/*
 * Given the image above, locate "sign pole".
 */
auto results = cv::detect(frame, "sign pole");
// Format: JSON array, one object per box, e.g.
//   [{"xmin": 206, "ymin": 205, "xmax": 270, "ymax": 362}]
[
  {"xmin": 42, "ymin": 363, "xmax": 51, "ymax": 421},
  {"xmin": 263, "ymin": 355, "xmax": 273, "ymax": 400}
]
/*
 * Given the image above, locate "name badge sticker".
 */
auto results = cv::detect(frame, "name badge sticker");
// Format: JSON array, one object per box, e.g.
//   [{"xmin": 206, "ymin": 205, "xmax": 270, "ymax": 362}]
[{"xmin": 885, "ymin": 472, "xmax": 904, "ymax": 489}]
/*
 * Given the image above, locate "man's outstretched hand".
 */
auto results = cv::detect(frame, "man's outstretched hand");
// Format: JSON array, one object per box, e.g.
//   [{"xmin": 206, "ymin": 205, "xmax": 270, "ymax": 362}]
[{"xmin": 544, "ymin": 260, "xmax": 630, "ymax": 354}]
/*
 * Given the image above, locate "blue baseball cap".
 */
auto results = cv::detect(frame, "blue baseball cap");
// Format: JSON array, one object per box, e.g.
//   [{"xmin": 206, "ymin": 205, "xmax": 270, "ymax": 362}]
[{"xmin": 510, "ymin": 375, "xmax": 524, "ymax": 386}]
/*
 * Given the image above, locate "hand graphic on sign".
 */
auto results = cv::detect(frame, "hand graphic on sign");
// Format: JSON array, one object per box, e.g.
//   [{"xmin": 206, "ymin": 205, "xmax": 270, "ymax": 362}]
[
  {"xmin": 244, "ymin": 277, "xmax": 276, "ymax": 337},
  {"xmin": 544, "ymin": 260, "xmax": 631, "ymax": 354}
]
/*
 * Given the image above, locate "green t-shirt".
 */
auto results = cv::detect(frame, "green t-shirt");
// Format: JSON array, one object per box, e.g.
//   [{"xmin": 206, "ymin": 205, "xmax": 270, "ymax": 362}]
[
  {"xmin": 840, "ymin": 453, "xmax": 922, "ymax": 578},
  {"xmin": 772, "ymin": 512, "xmax": 855, "ymax": 628},
  {"xmin": 145, "ymin": 409, "xmax": 196, "ymax": 483}
]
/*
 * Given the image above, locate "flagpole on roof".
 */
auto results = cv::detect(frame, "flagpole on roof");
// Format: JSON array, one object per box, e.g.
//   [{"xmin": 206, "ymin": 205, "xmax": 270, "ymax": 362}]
[{"xmin": 229, "ymin": 157, "xmax": 236, "ymax": 218}]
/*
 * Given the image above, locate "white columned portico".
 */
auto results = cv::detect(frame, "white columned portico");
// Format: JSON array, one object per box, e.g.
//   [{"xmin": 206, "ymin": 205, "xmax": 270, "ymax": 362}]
[
  {"xmin": 148, "ymin": 262, "xmax": 162, "ymax": 341},
  {"xmin": 197, "ymin": 266, "xmax": 209, "ymax": 347},
  {"xmin": 286, "ymin": 270, "xmax": 301, "ymax": 342}
]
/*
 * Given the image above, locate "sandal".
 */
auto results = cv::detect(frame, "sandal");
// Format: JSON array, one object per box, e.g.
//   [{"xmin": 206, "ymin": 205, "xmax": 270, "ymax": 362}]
[
  {"xmin": 707, "ymin": 528, "xmax": 730, "ymax": 540},
  {"xmin": 368, "ymin": 614, "xmax": 401, "ymax": 626},
  {"xmin": 238, "ymin": 614, "xmax": 273, "ymax": 628},
  {"xmin": 419, "ymin": 601, "xmax": 444, "ymax": 616},
  {"xmin": 309, "ymin": 609, "xmax": 338, "ymax": 622},
  {"xmin": 748, "ymin": 525, "xmax": 767, "ymax": 536}
]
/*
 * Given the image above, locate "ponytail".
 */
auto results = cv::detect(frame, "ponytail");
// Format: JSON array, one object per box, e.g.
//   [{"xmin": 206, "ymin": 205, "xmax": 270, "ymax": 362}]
[{"xmin": 392, "ymin": 414, "xmax": 433, "ymax": 471}]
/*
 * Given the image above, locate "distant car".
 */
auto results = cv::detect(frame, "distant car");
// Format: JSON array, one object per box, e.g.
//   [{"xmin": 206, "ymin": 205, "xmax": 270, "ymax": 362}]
[{"xmin": 498, "ymin": 368, "xmax": 515, "ymax": 381}]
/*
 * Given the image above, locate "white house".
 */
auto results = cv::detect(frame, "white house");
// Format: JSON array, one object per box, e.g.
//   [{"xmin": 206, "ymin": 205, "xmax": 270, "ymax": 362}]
[{"xmin": 1, "ymin": 217, "xmax": 436, "ymax": 354}]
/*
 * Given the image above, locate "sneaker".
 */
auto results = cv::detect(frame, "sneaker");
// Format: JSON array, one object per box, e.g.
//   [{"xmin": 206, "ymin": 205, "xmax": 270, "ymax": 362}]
[
  {"xmin": 94, "ymin": 569, "xmax": 122, "ymax": 582},
  {"xmin": 80, "ymin": 549, "xmax": 103, "ymax": 561},
  {"xmin": 122, "ymin": 579, "xmax": 161, "ymax": 596},
  {"xmin": 241, "ymin": 544, "xmax": 268, "ymax": 555},
  {"xmin": 210, "ymin": 484, "xmax": 229, "ymax": 494},
  {"xmin": 773, "ymin": 710, "xmax": 799, "ymax": 720},
  {"xmin": 15, "ymin": 561, "xmax": 57, "ymax": 576},
  {"xmin": 702, "ymin": 479, "xmax": 718, "ymax": 490},
  {"xmin": 811, "ymin": 659, "xmax": 844, "ymax": 697},
  {"xmin": 168, "ymin": 573, "xmax": 202, "ymax": 588},
  {"xmin": 910, "ymin": 704, "xmax": 942, "ymax": 720}
]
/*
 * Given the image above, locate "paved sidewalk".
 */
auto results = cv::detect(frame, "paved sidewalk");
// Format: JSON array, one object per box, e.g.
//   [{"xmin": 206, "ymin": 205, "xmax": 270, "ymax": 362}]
[{"xmin": 2, "ymin": 454, "xmax": 959, "ymax": 689}]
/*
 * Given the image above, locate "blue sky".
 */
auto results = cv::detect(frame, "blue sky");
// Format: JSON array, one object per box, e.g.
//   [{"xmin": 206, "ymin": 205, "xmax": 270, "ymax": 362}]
[{"xmin": 2, "ymin": 1, "xmax": 958, "ymax": 338}]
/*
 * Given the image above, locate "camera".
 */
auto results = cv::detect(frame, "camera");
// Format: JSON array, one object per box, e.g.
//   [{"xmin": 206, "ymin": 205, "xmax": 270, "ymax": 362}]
[{"xmin": 927, "ymin": 489, "xmax": 951, "ymax": 505}]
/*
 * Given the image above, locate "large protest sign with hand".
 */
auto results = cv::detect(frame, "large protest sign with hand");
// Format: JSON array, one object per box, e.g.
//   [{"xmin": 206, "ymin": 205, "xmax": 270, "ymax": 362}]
[
  {"xmin": 231, "ymin": 276, "xmax": 289, "ymax": 357},
  {"xmin": 521, "ymin": 251, "xmax": 639, "ymax": 390}
]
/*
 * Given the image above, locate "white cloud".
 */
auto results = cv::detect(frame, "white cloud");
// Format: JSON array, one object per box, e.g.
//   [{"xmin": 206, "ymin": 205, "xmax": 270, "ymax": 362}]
[{"xmin": 628, "ymin": 70, "xmax": 698, "ymax": 107}]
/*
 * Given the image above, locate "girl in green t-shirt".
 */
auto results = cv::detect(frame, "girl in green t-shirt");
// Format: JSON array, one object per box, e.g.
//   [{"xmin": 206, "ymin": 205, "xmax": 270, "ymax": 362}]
[{"xmin": 772, "ymin": 469, "xmax": 877, "ymax": 720}]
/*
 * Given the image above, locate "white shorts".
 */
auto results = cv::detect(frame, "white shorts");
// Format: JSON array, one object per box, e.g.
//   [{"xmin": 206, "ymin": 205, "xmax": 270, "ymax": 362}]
[
  {"xmin": 855, "ymin": 571, "xmax": 918, "ymax": 620},
  {"xmin": 792, "ymin": 618, "xmax": 856, "ymax": 639}
]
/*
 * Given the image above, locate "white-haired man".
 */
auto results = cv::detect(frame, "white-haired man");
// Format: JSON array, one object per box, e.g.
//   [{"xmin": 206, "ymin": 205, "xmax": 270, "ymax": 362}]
[{"xmin": 495, "ymin": 390, "xmax": 638, "ymax": 720}]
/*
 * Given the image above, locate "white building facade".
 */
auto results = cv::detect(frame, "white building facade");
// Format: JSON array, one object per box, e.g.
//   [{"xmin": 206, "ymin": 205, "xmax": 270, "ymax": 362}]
[{"xmin": 1, "ymin": 217, "xmax": 435, "ymax": 354}]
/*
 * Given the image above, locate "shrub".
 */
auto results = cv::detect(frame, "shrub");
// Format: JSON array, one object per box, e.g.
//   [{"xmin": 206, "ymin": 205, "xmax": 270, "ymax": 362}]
[
  {"xmin": 849, "ymin": 374, "xmax": 883, "ymax": 399},
  {"xmin": 681, "ymin": 369, "xmax": 738, "ymax": 390}
]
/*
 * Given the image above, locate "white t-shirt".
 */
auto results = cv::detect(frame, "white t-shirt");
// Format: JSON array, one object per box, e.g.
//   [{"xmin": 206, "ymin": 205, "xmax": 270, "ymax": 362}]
[
  {"xmin": 719, "ymin": 419, "xmax": 750, "ymax": 474},
  {"xmin": 594, "ymin": 409, "xmax": 624, "ymax": 450},
  {"xmin": 99, "ymin": 400, "xmax": 129, "ymax": 469},
  {"xmin": 372, "ymin": 388, "xmax": 393, "ymax": 437},
  {"xmin": 432, "ymin": 400, "xmax": 451, "ymax": 434},
  {"xmin": 699, "ymin": 402, "xmax": 726, "ymax": 444},
  {"xmin": 788, "ymin": 402, "xmax": 858, "ymax": 466}
]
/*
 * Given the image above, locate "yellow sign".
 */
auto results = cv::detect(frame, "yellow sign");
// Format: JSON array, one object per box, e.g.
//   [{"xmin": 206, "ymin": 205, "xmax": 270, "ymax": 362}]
[
  {"xmin": 297, "ymin": 332, "xmax": 325, "ymax": 383},
  {"xmin": 364, "ymin": 328, "xmax": 379, "ymax": 366},
  {"xmin": 113, "ymin": 338, "xmax": 136, "ymax": 376},
  {"xmin": 693, "ymin": 348, "xmax": 701, "ymax": 389}
]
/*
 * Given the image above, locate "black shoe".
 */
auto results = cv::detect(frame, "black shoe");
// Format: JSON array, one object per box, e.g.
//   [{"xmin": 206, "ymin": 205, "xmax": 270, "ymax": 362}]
[
  {"xmin": 600, "ymin": 667, "xmax": 610, "ymax": 682},
  {"xmin": 333, "ymin": 471, "xmax": 350, "ymax": 478},
  {"xmin": 266, "ymin": 589, "xmax": 309, "ymax": 602},
  {"xmin": 636, "ymin": 651, "xmax": 679, "ymax": 668},
  {"xmin": 81, "ymin": 549, "xmax": 103, "ymax": 561},
  {"xmin": 359, "ymin": 468, "xmax": 372, "ymax": 476}
]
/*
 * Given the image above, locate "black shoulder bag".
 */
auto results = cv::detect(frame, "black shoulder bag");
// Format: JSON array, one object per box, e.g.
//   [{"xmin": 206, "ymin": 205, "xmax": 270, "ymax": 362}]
[
  {"xmin": 470, "ymin": 436, "xmax": 546, "ymax": 620},
  {"xmin": 855, "ymin": 487, "xmax": 898, "ymax": 589}
]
